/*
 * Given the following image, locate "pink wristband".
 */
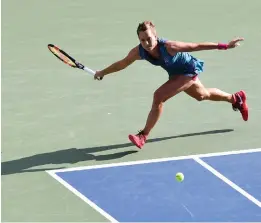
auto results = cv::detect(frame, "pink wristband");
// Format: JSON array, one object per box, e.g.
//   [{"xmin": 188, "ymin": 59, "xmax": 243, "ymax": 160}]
[{"xmin": 218, "ymin": 43, "xmax": 228, "ymax": 50}]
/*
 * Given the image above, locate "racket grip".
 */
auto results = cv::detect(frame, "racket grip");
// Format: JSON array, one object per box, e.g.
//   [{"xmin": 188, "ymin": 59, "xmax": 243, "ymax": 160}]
[{"xmin": 83, "ymin": 66, "xmax": 95, "ymax": 75}]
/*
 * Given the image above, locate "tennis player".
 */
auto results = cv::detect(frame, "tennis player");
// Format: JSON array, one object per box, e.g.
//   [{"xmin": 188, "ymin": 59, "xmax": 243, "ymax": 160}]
[{"xmin": 94, "ymin": 21, "xmax": 248, "ymax": 149}]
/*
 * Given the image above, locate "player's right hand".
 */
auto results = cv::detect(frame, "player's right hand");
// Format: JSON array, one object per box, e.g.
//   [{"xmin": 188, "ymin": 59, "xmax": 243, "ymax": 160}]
[{"xmin": 94, "ymin": 70, "xmax": 104, "ymax": 80}]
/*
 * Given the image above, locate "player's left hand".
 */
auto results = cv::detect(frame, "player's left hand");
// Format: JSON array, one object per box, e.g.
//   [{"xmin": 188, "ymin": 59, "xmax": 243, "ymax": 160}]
[{"xmin": 228, "ymin": 37, "xmax": 244, "ymax": 49}]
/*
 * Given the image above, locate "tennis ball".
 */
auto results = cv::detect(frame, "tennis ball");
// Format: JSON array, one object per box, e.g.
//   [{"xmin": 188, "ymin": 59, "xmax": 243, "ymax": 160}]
[{"xmin": 176, "ymin": 172, "xmax": 184, "ymax": 182}]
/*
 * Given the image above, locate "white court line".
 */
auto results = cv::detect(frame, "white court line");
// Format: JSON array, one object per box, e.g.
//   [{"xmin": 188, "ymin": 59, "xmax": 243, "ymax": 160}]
[
  {"xmin": 194, "ymin": 156, "xmax": 261, "ymax": 208},
  {"xmin": 47, "ymin": 148, "xmax": 261, "ymax": 174},
  {"xmin": 47, "ymin": 171, "xmax": 119, "ymax": 223}
]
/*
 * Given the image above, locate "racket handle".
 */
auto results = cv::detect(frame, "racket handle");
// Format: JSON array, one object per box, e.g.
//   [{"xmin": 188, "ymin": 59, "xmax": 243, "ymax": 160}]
[
  {"xmin": 83, "ymin": 65, "xmax": 102, "ymax": 80},
  {"xmin": 83, "ymin": 66, "xmax": 95, "ymax": 75}
]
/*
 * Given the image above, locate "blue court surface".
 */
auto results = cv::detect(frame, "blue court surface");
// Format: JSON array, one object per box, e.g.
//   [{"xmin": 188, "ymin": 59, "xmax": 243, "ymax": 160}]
[{"xmin": 47, "ymin": 149, "xmax": 261, "ymax": 222}]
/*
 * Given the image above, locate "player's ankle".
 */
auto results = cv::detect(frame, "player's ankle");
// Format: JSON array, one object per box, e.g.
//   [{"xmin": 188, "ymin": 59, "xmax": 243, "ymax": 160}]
[
  {"xmin": 229, "ymin": 94, "xmax": 235, "ymax": 104},
  {"xmin": 140, "ymin": 130, "xmax": 149, "ymax": 137}
]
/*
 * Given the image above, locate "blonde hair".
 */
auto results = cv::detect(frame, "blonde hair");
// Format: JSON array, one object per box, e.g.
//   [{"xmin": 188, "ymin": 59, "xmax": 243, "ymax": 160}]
[{"xmin": 137, "ymin": 21, "xmax": 156, "ymax": 36}]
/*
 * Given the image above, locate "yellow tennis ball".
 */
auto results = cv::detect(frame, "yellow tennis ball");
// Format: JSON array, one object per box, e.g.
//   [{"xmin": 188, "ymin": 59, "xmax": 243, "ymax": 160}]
[{"xmin": 176, "ymin": 172, "xmax": 184, "ymax": 182}]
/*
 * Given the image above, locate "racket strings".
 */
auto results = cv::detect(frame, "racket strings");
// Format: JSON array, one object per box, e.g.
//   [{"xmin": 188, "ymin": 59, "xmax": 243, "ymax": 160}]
[{"xmin": 48, "ymin": 45, "xmax": 76, "ymax": 67}]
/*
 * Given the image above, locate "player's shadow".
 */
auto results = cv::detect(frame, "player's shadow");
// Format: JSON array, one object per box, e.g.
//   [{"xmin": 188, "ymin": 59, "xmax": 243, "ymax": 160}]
[{"xmin": 1, "ymin": 128, "xmax": 233, "ymax": 175}]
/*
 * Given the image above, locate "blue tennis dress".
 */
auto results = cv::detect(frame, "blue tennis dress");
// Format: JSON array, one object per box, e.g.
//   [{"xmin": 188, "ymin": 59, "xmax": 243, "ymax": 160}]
[{"xmin": 138, "ymin": 38, "xmax": 204, "ymax": 78}]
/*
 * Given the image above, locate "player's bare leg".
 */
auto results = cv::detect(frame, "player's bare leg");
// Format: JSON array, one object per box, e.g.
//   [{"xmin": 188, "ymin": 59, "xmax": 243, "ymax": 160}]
[
  {"xmin": 129, "ymin": 75, "xmax": 194, "ymax": 149},
  {"xmin": 184, "ymin": 77, "xmax": 248, "ymax": 120}
]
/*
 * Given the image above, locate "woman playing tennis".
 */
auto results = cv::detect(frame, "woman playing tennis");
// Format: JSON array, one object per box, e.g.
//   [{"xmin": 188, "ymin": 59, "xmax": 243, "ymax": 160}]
[{"xmin": 94, "ymin": 21, "xmax": 248, "ymax": 149}]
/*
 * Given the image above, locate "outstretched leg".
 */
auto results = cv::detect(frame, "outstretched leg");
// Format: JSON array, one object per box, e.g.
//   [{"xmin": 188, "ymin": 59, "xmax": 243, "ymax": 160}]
[
  {"xmin": 129, "ymin": 75, "xmax": 195, "ymax": 149},
  {"xmin": 184, "ymin": 77, "xmax": 233, "ymax": 102},
  {"xmin": 184, "ymin": 77, "xmax": 248, "ymax": 120}
]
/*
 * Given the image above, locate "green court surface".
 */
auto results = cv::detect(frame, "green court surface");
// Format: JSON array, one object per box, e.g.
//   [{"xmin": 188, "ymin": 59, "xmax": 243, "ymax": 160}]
[{"xmin": 2, "ymin": 0, "xmax": 261, "ymax": 221}]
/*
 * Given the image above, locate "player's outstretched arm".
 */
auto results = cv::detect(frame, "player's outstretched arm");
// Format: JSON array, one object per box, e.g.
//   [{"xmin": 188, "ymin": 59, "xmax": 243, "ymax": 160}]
[
  {"xmin": 94, "ymin": 46, "xmax": 140, "ymax": 80},
  {"xmin": 166, "ymin": 37, "xmax": 244, "ymax": 54}
]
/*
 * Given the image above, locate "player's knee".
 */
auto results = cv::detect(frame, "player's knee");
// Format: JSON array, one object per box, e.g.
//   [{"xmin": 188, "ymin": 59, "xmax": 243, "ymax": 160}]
[
  {"xmin": 195, "ymin": 95, "xmax": 204, "ymax": 101},
  {"xmin": 195, "ymin": 92, "xmax": 210, "ymax": 101},
  {"xmin": 153, "ymin": 91, "xmax": 165, "ymax": 108}
]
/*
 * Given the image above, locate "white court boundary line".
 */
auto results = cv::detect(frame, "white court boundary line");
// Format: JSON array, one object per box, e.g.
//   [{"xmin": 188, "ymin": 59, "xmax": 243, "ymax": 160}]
[
  {"xmin": 47, "ymin": 170, "xmax": 119, "ymax": 223},
  {"xmin": 194, "ymin": 157, "xmax": 261, "ymax": 208},
  {"xmin": 47, "ymin": 147, "xmax": 261, "ymax": 173},
  {"xmin": 46, "ymin": 148, "xmax": 261, "ymax": 222}
]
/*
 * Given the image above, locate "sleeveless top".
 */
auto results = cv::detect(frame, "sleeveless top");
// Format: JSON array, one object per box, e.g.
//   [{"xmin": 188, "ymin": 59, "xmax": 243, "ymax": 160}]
[{"xmin": 138, "ymin": 38, "xmax": 204, "ymax": 76}]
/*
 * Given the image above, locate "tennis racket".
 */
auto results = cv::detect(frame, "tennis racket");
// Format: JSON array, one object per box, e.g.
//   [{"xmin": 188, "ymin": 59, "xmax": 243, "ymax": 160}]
[{"xmin": 47, "ymin": 44, "xmax": 101, "ymax": 79}]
